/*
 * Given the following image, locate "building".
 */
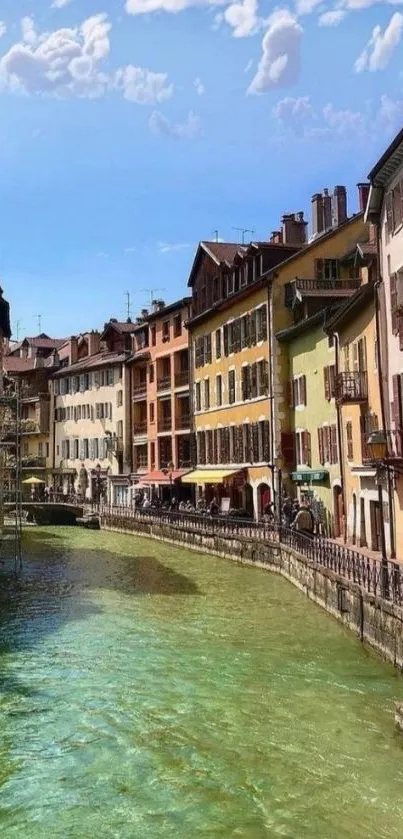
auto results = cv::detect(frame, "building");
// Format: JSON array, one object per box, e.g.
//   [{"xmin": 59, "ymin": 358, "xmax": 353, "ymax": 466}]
[
  {"xmin": 366, "ymin": 129, "xmax": 403, "ymax": 558},
  {"xmin": 51, "ymin": 320, "xmax": 134, "ymax": 503},
  {"xmin": 128, "ymin": 297, "xmax": 192, "ymax": 500},
  {"xmin": 4, "ymin": 334, "xmax": 64, "ymax": 485},
  {"xmin": 268, "ymin": 187, "xmax": 368, "ymax": 522},
  {"xmin": 184, "ymin": 226, "xmax": 305, "ymax": 517},
  {"xmin": 276, "ymin": 308, "xmax": 340, "ymax": 535}
]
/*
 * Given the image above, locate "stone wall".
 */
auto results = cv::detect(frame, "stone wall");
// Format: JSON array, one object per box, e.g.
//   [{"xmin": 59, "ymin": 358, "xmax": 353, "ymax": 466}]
[{"xmin": 100, "ymin": 512, "xmax": 403, "ymax": 669}]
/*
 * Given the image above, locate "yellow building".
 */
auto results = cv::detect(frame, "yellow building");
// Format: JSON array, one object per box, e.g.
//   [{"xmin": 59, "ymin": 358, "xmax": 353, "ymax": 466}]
[{"xmin": 184, "ymin": 235, "xmax": 303, "ymax": 517}]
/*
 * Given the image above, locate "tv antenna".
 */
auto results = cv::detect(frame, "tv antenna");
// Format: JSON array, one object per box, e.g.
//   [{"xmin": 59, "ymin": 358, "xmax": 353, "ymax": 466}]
[
  {"xmin": 14, "ymin": 320, "xmax": 21, "ymax": 341},
  {"xmin": 232, "ymin": 226, "xmax": 255, "ymax": 244},
  {"xmin": 212, "ymin": 229, "xmax": 220, "ymax": 243},
  {"xmin": 36, "ymin": 314, "xmax": 42, "ymax": 333},
  {"xmin": 125, "ymin": 291, "xmax": 132, "ymax": 321},
  {"xmin": 139, "ymin": 288, "xmax": 166, "ymax": 306}
]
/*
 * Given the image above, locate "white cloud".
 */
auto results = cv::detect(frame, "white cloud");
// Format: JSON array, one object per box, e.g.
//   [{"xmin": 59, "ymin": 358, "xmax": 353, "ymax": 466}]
[
  {"xmin": 224, "ymin": 0, "xmax": 261, "ymax": 37},
  {"xmin": 0, "ymin": 22, "xmax": 7, "ymax": 39},
  {"xmin": 0, "ymin": 14, "xmax": 174, "ymax": 104},
  {"xmin": 52, "ymin": 0, "xmax": 74, "ymax": 8},
  {"xmin": 157, "ymin": 241, "xmax": 191, "ymax": 252},
  {"xmin": 248, "ymin": 10, "xmax": 303, "ymax": 94},
  {"xmin": 295, "ymin": 0, "xmax": 321, "ymax": 13},
  {"xmin": 318, "ymin": 9, "xmax": 346, "ymax": 25},
  {"xmin": 149, "ymin": 110, "xmax": 201, "ymax": 139},
  {"xmin": 124, "ymin": 246, "xmax": 136, "ymax": 255},
  {"xmin": 322, "ymin": 101, "xmax": 365, "ymax": 133},
  {"xmin": 244, "ymin": 58, "xmax": 253, "ymax": 72},
  {"xmin": 355, "ymin": 12, "xmax": 403, "ymax": 72},
  {"xmin": 194, "ymin": 76, "xmax": 205, "ymax": 95},
  {"xmin": 343, "ymin": 0, "xmax": 403, "ymax": 8},
  {"xmin": 115, "ymin": 66, "xmax": 173, "ymax": 103},
  {"xmin": 273, "ymin": 95, "xmax": 313, "ymax": 131},
  {"xmin": 126, "ymin": 0, "xmax": 226, "ymax": 12},
  {"xmin": 377, "ymin": 93, "xmax": 403, "ymax": 128}
]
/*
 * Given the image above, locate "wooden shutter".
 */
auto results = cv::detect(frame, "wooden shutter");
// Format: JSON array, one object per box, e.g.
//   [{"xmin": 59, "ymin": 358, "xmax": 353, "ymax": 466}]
[
  {"xmin": 263, "ymin": 420, "xmax": 270, "ymax": 461},
  {"xmin": 233, "ymin": 319, "xmax": 241, "ymax": 353},
  {"xmin": 281, "ymin": 431, "xmax": 295, "ymax": 468},
  {"xmin": 318, "ymin": 427, "xmax": 324, "ymax": 465},
  {"xmin": 391, "ymin": 273, "xmax": 398, "ymax": 334},
  {"xmin": 250, "ymin": 311, "xmax": 257, "ymax": 346},
  {"xmin": 288, "ymin": 379, "xmax": 294, "ymax": 408},
  {"xmin": 329, "ymin": 365, "xmax": 336, "ymax": 398},
  {"xmin": 324, "ymin": 366, "xmax": 330, "ymax": 400},
  {"xmin": 292, "ymin": 379, "xmax": 298, "ymax": 407},
  {"xmin": 301, "ymin": 375, "xmax": 307, "ymax": 406},
  {"xmin": 386, "ymin": 191, "xmax": 394, "ymax": 234},
  {"xmin": 346, "ymin": 422, "xmax": 353, "ymax": 460},
  {"xmin": 392, "ymin": 374, "xmax": 403, "ymax": 428},
  {"xmin": 331, "ymin": 424, "xmax": 338, "ymax": 464},
  {"xmin": 250, "ymin": 363, "xmax": 258, "ymax": 399},
  {"xmin": 252, "ymin": 423, "xmax": 259, "ymax": 462},
  {"xmin": 223, "ymin": 324, "xmax": 229, "ymax": 356},
  {"xmin": 241, "ymin": 366, "xmax": 249, "ymax": 401},
  {"xmin": 244, "ymin": 314, "xmax": 251, "ymax": 347},
  {"xmin": 261, "ymin": 306, "xmax": 268, "ymax": 341}
]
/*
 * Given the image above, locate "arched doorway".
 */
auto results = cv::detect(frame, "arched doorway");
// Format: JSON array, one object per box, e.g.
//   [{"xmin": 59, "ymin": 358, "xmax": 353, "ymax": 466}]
[
  {"xmin": 333, "ymin": 485, "xmax": 343, "ymax": 538},
  {"xmin": 258, "ymin": 483, "xmax": 271, "ymax": 518},
  {"xmin": 244, "ymin": 484, "xmax": 254, "ymax": 518}
]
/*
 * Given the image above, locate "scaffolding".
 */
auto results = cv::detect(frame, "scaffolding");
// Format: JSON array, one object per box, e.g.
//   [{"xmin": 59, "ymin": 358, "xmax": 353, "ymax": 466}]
[{"xmin": 0, "ymin": 371, "xmax": 23, "ymax": 572}]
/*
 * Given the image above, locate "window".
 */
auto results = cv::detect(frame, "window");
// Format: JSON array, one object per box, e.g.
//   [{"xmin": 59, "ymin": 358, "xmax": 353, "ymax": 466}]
[
  {"xmin": 315, "ymin": 258, "xmax": 339, "ymax": 281},
  {"xmin": 324, "ymin": 365, "xmax": 336, "ymax": 400},
  {"xmin": 83, "ymin": 439, "xmax": 89, "ymax": 459},
  {"xmin": 117, "ymin": 390, "xmax": 123, "ymax": 407},
  {"xmin": 257, "ymin": 360, "xmax": 269, "ymax": 396},
  {"xmin": 256, "ymin": 306, "xmax": 268, "ymax": 342},
  {"xmin": 117, "ymin": 420, "xmax": 123, "ymax": 439},
  {"xmin": 204, "ymin": 379, "xmax": 210, "ymax": 410},
  {"xmin": 150, "ymin": 403, "xmax": 155, "ymax": 423},
  {"xmin": 292, "ymin": 375, "xmax": 306, "ymax": 407},
  {"xmin": 296, "ymin": 431, "xmax": 311, "ymax": 466},
  {"xmin": 346, "ymin": 422, "xmax": 353, "ymax": 460},
  {"xmin": 343, "ymin": 344, "xmax": 350, "ymax": 372},
  {"xmin": 150, "ymin": 442, "xmax": 155, "ymax": 468},
  {"xmin": 195, "ymin": 381, "xmax": 201, "ymax": 411},
  {"xmin": 216, "ymin": 329, "xmax": 221, "ymax": 359},
  {"xmin": 93, "ymin": 438, "xmax": 99, "ymax": 460},
  {"xmin": 216, "ymin": 374, "xmax": 222, "ymax": 407},
  {"xmin": 228, "ymin": 370, "xmax": 236, "ymax": 404},
  {"xmin": 318, "ymin": 425, "xmax": 338, "ymax": 465},
  {"xmin": 149, "ymin": 364, "xmax": 155, "ymax": 383},
  {"xmin": 46, "ymin": 443, "xmax": 49, "ymax": 458},
  {"xmin": 74, "ymin": 439, "xmax": 79, "ymax": 459},
  {"xmin": 204, "ymin": 334, "xmax": 212, "ymax": 364},
  {"xmin": 151, "ymin": 325, "xmax": 156, "ymax": 346},
  {"xmin": 162, "ymin": 321, "xmax": 170, "ymax": 342},
  {"xmin": 38, "ymin": 442, "xmax": 43, "ymax": 457},
  {"xmin": 174, "ymin": 314, "xmax": 182, "ymax": 337}
]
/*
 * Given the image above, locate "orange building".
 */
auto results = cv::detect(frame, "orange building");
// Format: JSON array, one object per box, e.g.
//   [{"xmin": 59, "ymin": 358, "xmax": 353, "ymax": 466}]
[{"xmin": 129, "ymin": 298, "xmax": 192, "ymax": 499}]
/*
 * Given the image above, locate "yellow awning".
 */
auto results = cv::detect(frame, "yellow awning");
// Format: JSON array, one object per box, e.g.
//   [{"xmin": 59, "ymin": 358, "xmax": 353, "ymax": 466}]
[{"xmin": 182, "ymin": 469, "xmax": 242, "ymax": 485}]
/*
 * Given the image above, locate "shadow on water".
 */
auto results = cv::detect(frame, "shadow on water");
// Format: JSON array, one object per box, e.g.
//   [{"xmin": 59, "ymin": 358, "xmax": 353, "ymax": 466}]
[{"xmin": 0, "ymin": 527, "xmax": 200, "ymax": 699}]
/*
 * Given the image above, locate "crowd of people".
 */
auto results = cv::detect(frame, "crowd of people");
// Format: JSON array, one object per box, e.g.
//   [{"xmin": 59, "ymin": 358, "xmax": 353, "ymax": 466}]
[{"xmin": 263, "ymin": 495, "xmax": 316, "ymax": 536}]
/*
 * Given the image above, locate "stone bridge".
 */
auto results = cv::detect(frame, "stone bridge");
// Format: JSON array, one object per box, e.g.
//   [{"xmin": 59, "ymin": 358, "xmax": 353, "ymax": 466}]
[{"xmin": 5, "ymin": 502, "xmax": 84, "ymax": 525}]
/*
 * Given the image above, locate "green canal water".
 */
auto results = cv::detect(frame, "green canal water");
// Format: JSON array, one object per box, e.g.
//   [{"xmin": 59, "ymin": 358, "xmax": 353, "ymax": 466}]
[{"xmin": 1, "ymin": 528, "xmax": 403, "ymax": 838}]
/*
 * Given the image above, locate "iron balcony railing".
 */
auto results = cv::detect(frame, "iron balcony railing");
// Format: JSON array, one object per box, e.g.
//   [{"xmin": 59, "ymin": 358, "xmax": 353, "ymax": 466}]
[
  {"xmin": 94, "ymin": 505, "xmax": 403, "ymax": 606},
  {"xmin": 135, "ymin": 456, "xmax": 148, "ymax": 469},
  {"xmin": 133, "ymin": 383, "xmax": 147, "ymax": 398},
  {"xmin": 22, "ymin": 456, "xmax": 46, "ymax": 468},
  {"xmin": 133, "ymin": 421, "xmax": 147, "ymax": 435},
  {"xmin": 174, "ymin": 370, "xmax": 189, "ymax": 388},
  {"xmin": 336, "ymin": 371, "xmax": 368, "ymax": 403},
  {"xmin": 157, "ymin": 376, "xmax": 171, "ymax": 392},
  {"xmin": 158, "ymin": 416, "xmax": 172, "ymax": 432},
  {"xmin": 285, "ymin": 278, "xmax": 360, "ymax": 307},
  {"xmin": 176, "ymin": 415, "xmax": 190, "ymax": 429}
]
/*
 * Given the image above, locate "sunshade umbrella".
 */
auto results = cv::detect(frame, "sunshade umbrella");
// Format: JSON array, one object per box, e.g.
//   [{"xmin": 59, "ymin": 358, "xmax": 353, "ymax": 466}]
[{"xmin": 22, "ymin": 476, "xmax": 46, "ymax": 485}]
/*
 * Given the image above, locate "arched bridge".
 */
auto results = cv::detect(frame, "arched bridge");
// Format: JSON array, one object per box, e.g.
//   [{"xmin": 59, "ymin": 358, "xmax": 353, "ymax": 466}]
[{"xmin": 5, "ymin": 502, "xmax": 84, "ymax": 525}]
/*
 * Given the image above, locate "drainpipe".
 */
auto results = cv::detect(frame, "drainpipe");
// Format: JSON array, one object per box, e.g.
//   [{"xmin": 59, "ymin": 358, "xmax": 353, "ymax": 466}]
[
  {"xmin": 333, "ymin": 331, "xmax": 348, "ymax": 541},
  {"xmin": 267, "ymin": 281, "xmax": 276, "ymax": 509}
]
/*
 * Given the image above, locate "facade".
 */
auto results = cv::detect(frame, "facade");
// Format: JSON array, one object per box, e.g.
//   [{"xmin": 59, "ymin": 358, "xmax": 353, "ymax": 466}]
[
  {"xmin": 128, "ymin": 298, "xmax": 192, "ymax": 500},
  {"xmin": 4, "ymin": 334, "xmax": 64, "ymax": 485},
  {"xmin": 51, "ymin": 321, "xmax": 134, "ymax": 503},
  {"xmin": 327, "ymin": 277, "xmax": 385, "ymax": 552},
  {"xmin": 269, "ymin": 189, "xmax": 368, "ymax": 518},
  {"xmin": 276, "ymin": 311, "xmax": 340, "ymax": 535},
  {"xmin": 366, "ymin": 129, "xmax": 403, "ymax": 559},
  {"xmin": 185, "ymin": 231, "xmax": 304, "ymax": 518}
]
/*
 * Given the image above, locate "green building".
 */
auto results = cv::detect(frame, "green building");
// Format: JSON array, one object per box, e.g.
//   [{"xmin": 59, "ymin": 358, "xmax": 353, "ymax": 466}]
[{"xmin": 276, "ymin": 309, "xmax": 342, "ymax": 536}]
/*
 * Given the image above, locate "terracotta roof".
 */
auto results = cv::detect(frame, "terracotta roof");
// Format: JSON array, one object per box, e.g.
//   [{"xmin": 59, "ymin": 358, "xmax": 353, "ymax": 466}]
[
  {"xmin": 201, "ymin": 242, "xmax": 247, "ymax": 264},
  {"xmin": 357, "ymin": 242, "xmax": 377, "ymax": 257},
  {"xmin": 4, "ymin": 357, "xmax": 37, "ymax": 373},
  {"xmin": 53, "ymin": 350, "xmax": 128, "ymax": 377},
  {"xmin": 103, "ymin": 320, "xmax": 137, "ymax": 334},
  {"xmin": 24, "ymin": 335, "xmax": 65, "ymax": 349}
]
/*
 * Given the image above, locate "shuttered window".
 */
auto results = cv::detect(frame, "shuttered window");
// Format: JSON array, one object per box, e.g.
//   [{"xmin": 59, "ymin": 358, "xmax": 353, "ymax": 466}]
[
  {"xmin": 228, "ymin": 370, "xmax": 236, "ymax": 404},
  {"xmin": 258, "ymin": 360, "xmax": 269, "ymax": 395},
  {"xmin": 215, "ymin": 330, "xmax": 221, "ymax": 359},
  {"xmin": 330, "ymin": 424, "xmax": 338, "ymax": 464},
  {"xmin": 392, "ymin": 374, "xmax": 403, "ymax": 428},
  {"xmin": 391, "ymin": 273, "xmax": 398, "ymax": 334},
  {"xmin": 346, "ymin": 422, "xmax": 353, "ymax": 460},
  {"xmin": 250, "ymin": 362, "xmax": 258, "ymax": 399}
]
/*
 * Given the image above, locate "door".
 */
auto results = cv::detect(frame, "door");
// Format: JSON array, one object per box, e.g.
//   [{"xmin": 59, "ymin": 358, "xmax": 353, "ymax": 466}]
[
  {"xmin": 370, "ymin": 500, "xmax": 381, "ymax": 552},
  {"xmin": 360, "ymin": 497, "xmax": 367, "ymax": 547},
  {"xmin": 333, "ymin": 486, "xmax": 343, "ymax": 537}
]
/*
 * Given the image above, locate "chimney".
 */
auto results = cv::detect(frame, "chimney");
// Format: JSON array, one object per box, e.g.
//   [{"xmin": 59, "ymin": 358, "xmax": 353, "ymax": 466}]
[
  {"xmin": 281, "ymin": 212, "xmax": 308, "ymax": 245},
  {"xmin": 70, "ymin": 336, "xmax": 78, "ymax": 365},
  {"xmin": 151, "ymin": 299, "xmax": 159, "ymax": 313},
  {"xmin": 157, "ymin": 299, "xmax": 165, "ymax": 311},
  {"xmin": 357, "ymin": 182, "xmax": 370, "ymax": 214},
  {"xmin": 332, "ymin": 185, "xmax": 347, "ymax": 227},
  {"xmin": 270, "ymin": 230, "xmax": 283, "ymax": 244},
  {"xmin": 322, "ymin": 189, "xmax": 332, "ymax": 231},
  {"xmin": 88, "ymin": 331, "xmax": 101, "ymax": 356},
  {"xmin": 141, "ymin": 308, "xmax": 148, "ymax": 319},
  {"xmin": 311, "ymin": 193, "xmax": 324, "ymax": 239}
]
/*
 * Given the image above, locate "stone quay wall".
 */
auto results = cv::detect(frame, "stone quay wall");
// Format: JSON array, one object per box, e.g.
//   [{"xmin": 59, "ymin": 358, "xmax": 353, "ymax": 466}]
[{"xmin": 100, "ymin": 511, "xmax": 403, "ymax": 670}]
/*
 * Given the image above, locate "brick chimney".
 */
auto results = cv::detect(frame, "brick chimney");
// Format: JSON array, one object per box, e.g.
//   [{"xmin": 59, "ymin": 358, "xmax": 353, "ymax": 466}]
[
  {"xmin": 332, "ymin": 185, "xmax": 347, "ymax": 227},
  {"xmin": 281, "ymin": 212, "xmax": 308, "ymax": 245},
  {"xmin": 311, "ymin": 193, "xmax": 324, "ymax": 239},
  {"xmin": 141, "ymin": 308, "xmax": 148, "ymax": 319},
  {"xmin": 357, "ymin": 182, "xmax": 370, "ymax": 213},
  {"xmin": 322, "ymin": 189, "xmax": 332, "ymax": 231},
  {"xmin": 70, "ymin": 336, "xmax": 78, "ymax": 365},
  {"xmin": 88, "ymin": 330, "xmax": 101, "ymax": 356},
  {"xmin": 270, "ymin": 230, "xmax": 283, "ymax": 244}
]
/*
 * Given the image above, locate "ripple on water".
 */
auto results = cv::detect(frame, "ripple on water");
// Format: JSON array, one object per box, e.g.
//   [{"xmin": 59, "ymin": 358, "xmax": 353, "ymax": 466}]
[{"xmin": 0, "ymin": 527, "xmax": 403, "ymax": 839}]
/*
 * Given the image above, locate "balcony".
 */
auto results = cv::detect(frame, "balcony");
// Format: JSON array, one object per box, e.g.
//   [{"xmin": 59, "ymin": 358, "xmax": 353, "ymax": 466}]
[
  {"xmin": 158, "ymin": 416, "xmax": 172, "ymax": 432},
  {"xmin": 176, "ymin": 415, "xmax": 190, "ymax": 430},
  {"xmin": 133, "ymin": 421, "xmax": 147, "ymax": 435},
  {"xmin": 157, "ymin": 376, "xmax": 171, "ymax": 392},
  {"xmin": 22, "ymin": 456, "xmax": 46, "ymax": 469},
  {"xmin": 133, "ymin": 383, "xmax": 147, "ymax": 399},
  {"xmin": 175, "ymin": 370, "xmax": 189, "ymax": 388},
  {"xmin": 20, "ymin": 388, "xmax": 50, "ymax": 402},
  {"xmin": 336, "ymin": 371, "xmax": 368, "ymax": 404},
  {"xmin": 285, "ymin": 278, "xmax": 360, "ymax": 308},
  {"xmin": 20, "ymin": 419, "xmax": 40, "ymax": 434},
  {"xmin": 135, "ymin": 455, "xmax": 148, "ymax": 470}
]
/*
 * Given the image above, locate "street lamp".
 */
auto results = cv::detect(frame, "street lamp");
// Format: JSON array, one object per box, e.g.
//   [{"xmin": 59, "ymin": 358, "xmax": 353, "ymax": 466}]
[
  {"xmin": 366, "ymin": 430, "xmax": 389, "ymax": 598},
  {"xmin": 162, "ymin": 460, "xmax": 175, "ymax": 505}
]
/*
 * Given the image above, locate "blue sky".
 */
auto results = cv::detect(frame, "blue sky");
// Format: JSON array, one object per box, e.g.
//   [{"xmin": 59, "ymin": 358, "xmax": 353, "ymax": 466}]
[{"xmin": 1, "ymin": 0, "xmax": 403, "ymax": 338}]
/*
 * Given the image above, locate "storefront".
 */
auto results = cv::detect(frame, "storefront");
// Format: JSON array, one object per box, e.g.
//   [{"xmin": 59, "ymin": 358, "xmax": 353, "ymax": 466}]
[
  {"xmin": 136, "ymin": 469, "xmax": 192, "ymax": 503},
  {"xmin": 291, "ymin": 470, "xmax": 330, "ymax": 534},
  {"xmin": 182, "ymin": 468, "xmax": 250, "ymax": 514}
]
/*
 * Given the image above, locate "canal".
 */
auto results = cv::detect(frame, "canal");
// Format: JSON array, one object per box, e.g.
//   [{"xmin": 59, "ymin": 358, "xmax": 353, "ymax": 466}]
[{"xmin": 1, "ymin": 527, "xmax": 403, "ymax": 838}]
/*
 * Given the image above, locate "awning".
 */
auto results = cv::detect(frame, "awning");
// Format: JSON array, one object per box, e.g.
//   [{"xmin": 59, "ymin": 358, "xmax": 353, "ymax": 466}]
[
  {"xmin": 138, "ymin": 469, "xmax": 190, "ymax": 485},
  {"xmin": 182, "ymin": 468, "xmax": 242, "ymax": 485},
  {"xmin": 292, "ymin": 470, "xmax": 328, "ymax": 483}
]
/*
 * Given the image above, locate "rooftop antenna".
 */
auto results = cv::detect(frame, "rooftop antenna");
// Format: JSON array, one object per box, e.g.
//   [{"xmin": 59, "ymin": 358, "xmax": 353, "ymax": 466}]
[
  {"xmin": 125, "ymin": 291, "xmax": 131, "ymax": 321},
  {"xmin": 213, "ymin": 229, "xmax": 220, "ymax": 243},
  {"xmin": 14, "ymin": 320, "xmax": 21, "ymax": 341},
  {"xmin": 232, "ymin": 227, "xmax": 255, "ymax": 244},
  {"xmin": 36, "ymin": 314, "xmax": 42, "ymax": 333},
  {"xmin": 138, "ymin": 288, "xmax": 166, "ymax": 307}
]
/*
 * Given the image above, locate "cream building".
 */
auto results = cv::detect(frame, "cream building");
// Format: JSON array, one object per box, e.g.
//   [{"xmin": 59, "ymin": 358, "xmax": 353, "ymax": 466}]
[{"xmin": 51, "ymin": 321, "xmax": 134, "ymax": 503}]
